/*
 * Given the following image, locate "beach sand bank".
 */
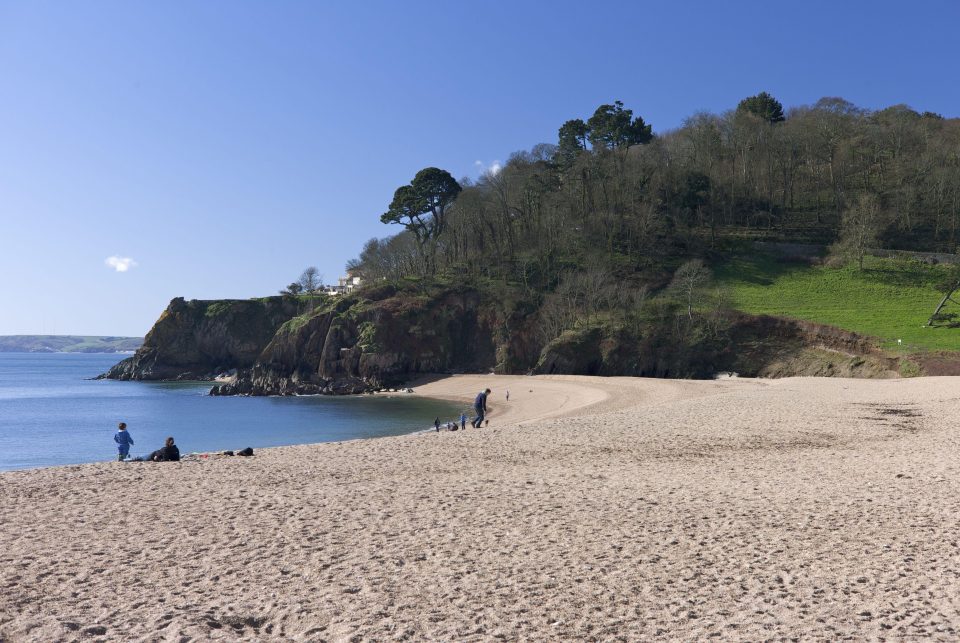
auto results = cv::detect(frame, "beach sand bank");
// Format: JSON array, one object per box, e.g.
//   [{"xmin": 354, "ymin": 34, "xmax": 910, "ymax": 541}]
[{"xmin": 3, "ymin": 374, "xmax": 960, "ymax": 640}]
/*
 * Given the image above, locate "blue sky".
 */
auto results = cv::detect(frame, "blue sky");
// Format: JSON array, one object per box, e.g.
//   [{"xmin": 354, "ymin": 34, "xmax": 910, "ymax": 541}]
[{"xmin": 1, "ymin": 0, "xmax": 958, "ymax": 336}]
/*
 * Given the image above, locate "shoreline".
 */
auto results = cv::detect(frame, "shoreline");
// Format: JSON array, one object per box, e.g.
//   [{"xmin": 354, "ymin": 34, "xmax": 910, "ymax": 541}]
[
  {"xmin": 0, "ymin": 373, "xmax": 619, "ymax": 474},
  {"xmin": 0, "ymin": 375, "xmax": 464, "ymax": 473},
  {"xmin": 5, "ymin": 374, "xmax": 960, "ymax": 639}
]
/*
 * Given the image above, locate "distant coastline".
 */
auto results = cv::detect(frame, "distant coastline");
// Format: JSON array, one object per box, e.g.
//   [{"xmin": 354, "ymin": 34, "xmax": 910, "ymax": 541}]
[{"xmin": 0, "ymin": 335, "xmax": 143, "ymax": 354}]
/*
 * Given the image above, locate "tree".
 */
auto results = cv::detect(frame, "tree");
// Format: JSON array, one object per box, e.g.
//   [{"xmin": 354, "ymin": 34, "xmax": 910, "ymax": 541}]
[
  {"xmin": 669, "ymin": 259, "xmax": 712, "ymax": 319},
  {"xmin": 736, "ymin": 91, "xmax": 785, "ymax": 124},
  {"xmin": 586, "ymin": 101, "xmax": 653, "ymax": 149},
  {"xmin": 298, "ymin": 266, "xmax": 322, "ymax": 294},
  {"xmin": 380, "ymin": 167, "xmax": 462, "ymax": 273},
  {"xmin": 280, "ymin": 282, "xmax": 302, "ymax": 296},
  {"xmin": 348, "ymin": 234, "xmax": 422, "ymax": 281},
  {"xmin": 679, "ymin": 171, "xmax": 711, "ymax": 214},
  {"xmin": 927, "ymin": 264, "xmax": 960, "ymax": 327},
  {"xmin": 833, "ymin": 194, "xmax": 884, "ymax": 270},
  {"xmin": 557, "ymin": 119, "xmax": 589, "ymax": 166}
]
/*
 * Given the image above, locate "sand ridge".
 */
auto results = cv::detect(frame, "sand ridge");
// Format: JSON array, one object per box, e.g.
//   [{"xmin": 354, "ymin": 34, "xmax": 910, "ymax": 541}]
[{"xmin": 3, "ymin": 375, "xmax": 960, "ymax": 640}]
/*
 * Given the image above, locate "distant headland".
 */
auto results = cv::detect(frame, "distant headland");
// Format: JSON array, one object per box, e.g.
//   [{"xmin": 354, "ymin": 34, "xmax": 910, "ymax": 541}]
[{"xmin": 0, "ymin": 335, "xmax": 143, "ymax": 353}]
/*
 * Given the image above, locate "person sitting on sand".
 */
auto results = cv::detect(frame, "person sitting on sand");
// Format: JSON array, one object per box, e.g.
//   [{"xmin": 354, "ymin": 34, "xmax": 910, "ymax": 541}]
[
  {"xmin": 472, "ymin": 388, "xmax": 491, "ymax": 428},
  {"xmin": 114, "ymin": 422, "xmax": 134, "ymax": 461},
  {"xmin": 136, "ymin": 437, "xmax": 180, "ymax": 462}
]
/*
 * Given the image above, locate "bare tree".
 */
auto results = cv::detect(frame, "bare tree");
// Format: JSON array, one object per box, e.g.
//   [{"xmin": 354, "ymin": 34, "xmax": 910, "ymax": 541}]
[
  {"xmin": 833, "ymin": 194, "xmax": 884, "ymax": 270},
  {"xmin": 298, "ymin": 267, "xmax": 323, "ymax": 294},
  {"xmin": 669, "ymin": 259, "xmax": 712, "ymax": 319}
]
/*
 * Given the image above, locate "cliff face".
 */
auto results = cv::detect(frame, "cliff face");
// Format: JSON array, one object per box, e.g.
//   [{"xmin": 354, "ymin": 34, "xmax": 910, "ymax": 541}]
[
  {"xmin": 102, "ymin": 287, "xmax": 541, "ymax": 394},
  {"xmin": 105, "ymin": 288, "xmax": 919, "ymax": 395},
  {"xmin": 100, "ymin": 297, "xmax": 301, "ymax": 381},
  {"xmin": 213, "ymin": 285, "xmax": 540, "ymax": 395},
  {"xmin": 726, "ymin": 315, "xmax": 903, "ymax": 378},
  {"xmin": 534, "ymin": 313, "xmax": 906, "ymax": 379}
]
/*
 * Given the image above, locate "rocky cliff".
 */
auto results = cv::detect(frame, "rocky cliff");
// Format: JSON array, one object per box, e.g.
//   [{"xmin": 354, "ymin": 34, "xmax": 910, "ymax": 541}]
[
  {"xmin": 100, "ymin": 297, "xmax": 301, "ymax": 381},
  {"xmin": 105, "ymin": 287, "xmax": 921, "ymax": 395},
  {"xmin": 101, "ymin": 286, "xmax": 541, "ymax": 394},
  {"xmin": 212, "ymin": 284, "xmax": 540, "ymax": 395},
  {"xmin": 533, "ymin": 313, "xmax": 909, "ymax": 379}
]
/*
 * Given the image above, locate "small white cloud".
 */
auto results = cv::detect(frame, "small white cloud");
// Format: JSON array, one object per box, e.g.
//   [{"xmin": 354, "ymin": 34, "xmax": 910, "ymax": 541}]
[
  {"xmin": 475, "ymin": 159, "xmax": 502, "ymax": 176},
  {"xmin": 105, "ymin": 256, "xmax": 138, "ymax": 272}
]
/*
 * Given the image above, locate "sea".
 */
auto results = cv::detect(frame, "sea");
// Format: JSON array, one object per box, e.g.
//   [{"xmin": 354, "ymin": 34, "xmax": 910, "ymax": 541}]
[{"xmin": 0, "ymin": 353, "xmax": 464, "ymax": 471}]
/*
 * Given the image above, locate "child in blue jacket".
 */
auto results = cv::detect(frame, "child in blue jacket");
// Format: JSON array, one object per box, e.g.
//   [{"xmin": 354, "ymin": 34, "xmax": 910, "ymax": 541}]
[{"xmin": 114, "ymin": 422, "xmax": 134, "ymax": 461}]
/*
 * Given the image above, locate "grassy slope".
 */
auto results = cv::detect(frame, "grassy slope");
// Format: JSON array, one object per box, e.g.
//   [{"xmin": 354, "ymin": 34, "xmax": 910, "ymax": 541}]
[{"xmin": 716, "ymin": 253, "xmax": 960, "ymax": 352}]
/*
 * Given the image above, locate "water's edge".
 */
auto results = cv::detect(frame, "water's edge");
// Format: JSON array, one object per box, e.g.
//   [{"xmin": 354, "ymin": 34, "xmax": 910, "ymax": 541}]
[{"xmin": 0, "ymin": 353, "xmax": 464, "ymax": 471}]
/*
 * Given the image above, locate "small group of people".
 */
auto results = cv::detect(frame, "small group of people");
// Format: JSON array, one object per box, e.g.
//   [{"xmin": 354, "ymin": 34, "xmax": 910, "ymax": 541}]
[
  {"xmin": 113, "ymin": 422, "xmax": 180, "ymax": 462},
  {"xmin": 434, "ymin": 388, "xmax": 495, "ymax": 432},
  {"xmin": 436, "ymin": 418, "xmax": 462, "ymax": 432}
]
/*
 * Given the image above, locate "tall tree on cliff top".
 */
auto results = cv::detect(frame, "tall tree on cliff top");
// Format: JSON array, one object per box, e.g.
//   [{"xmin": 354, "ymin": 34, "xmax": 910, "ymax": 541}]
[
  {"xmin": 586, "ymin": 101, "xmax": 653, "ymax": 149},
  {"xmin": 380, "ymin": 167, "xmax": 462, "ymax": 273},
  {"xmin": 736, "ymin": 91, "xmax": 786, "ymax": 124},
  {"xmin": 557, "ymin": 118, "xmax": 589, "ymax": 166}
]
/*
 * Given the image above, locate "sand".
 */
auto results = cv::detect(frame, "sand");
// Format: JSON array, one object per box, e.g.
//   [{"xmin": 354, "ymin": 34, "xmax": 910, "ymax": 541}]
[{"xmin": 3, "ymin": 374, "xmax": 960, "ymax": 641}]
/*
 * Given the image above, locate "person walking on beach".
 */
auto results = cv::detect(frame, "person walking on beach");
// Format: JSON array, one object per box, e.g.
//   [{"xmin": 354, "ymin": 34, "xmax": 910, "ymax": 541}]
[
  {"xmin": 460, "ymin": 412, "xmax": 467, "ymax": 430},
  {"xmin": 472, "ymin": 388, "xmax": 491, "ymax": 428},
  {"xmin": 434, "ymin": 417, "xmax": 441, "ymax": 432},
  {"xmin": 114, "ymin": 422, "xmax": 134, "ymax": 461},
  {"xmin": 506, "ymin": 389, "xmax": 510, "ymax": 401}
]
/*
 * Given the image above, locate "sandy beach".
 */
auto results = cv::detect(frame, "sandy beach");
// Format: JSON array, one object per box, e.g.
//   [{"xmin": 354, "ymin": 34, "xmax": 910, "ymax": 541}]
[{"xmin": 3, "ymin": 374, "xmax": 960, "ymax": 641}]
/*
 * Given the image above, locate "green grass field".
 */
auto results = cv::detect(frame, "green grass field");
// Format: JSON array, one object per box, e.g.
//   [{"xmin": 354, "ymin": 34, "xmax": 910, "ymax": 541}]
[{"xmin": 716, "ymin": 253, "xmax": 960, "ymax": 352}]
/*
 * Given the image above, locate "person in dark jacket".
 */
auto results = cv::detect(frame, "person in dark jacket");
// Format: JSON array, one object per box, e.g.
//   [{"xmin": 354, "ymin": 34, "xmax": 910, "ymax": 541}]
[
  {"xmin": 472, "ymin": 388, "xmax": 491, "ymax": 428},
  {"xmin": 140, "ymin": 437, "xmax": 180, "ymax": 462}
]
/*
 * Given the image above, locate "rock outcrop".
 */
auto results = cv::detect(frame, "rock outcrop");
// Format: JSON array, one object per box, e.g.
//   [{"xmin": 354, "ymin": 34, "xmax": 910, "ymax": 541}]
[
  {"xmin": 102, "ymin": 286, "xmax": 541, "ymax": 395},
  {"xmin": 213, "ymin": 285, "xmax": 540, "ymax": 395},
  {"xmin": 104, "ymin": 287, "xmax": 927, "ymax": 395},
  {"xmin": 100, "ymin": 297, "xmax": 301, "ymax": 381},
  {"xmin": 534, "ymin": 313, "xmax": 908, "ymax": 379}
]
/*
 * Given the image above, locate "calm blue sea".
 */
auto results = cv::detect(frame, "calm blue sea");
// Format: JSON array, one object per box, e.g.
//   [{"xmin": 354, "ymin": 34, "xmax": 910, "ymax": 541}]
[{"xmin": 0, "ymin": 353, "xmax": 463, "ymax": 471}]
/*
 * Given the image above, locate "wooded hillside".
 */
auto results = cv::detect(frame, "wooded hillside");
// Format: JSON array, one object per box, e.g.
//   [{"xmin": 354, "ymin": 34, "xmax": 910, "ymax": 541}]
[
  {"xmin": 340, "ymin": 94, "xmax": 960, "ymax": 367},
  {"xmin": 353, "ymin": 94, "xmax": 959, "ymax": 289}
]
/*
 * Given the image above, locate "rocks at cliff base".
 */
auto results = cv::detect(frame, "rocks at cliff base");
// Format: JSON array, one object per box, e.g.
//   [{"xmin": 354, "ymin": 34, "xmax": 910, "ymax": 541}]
[
  {"xmin": 209, "ymin": 379, "xmax": 252, "ymax": 396},
  {"xmin": 209, "ymin": 375, "xmax": 369, "ymax": 397},
  {"xmin": 324, "ymin": 378, "xmax": 367, "ymax": 395}
]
